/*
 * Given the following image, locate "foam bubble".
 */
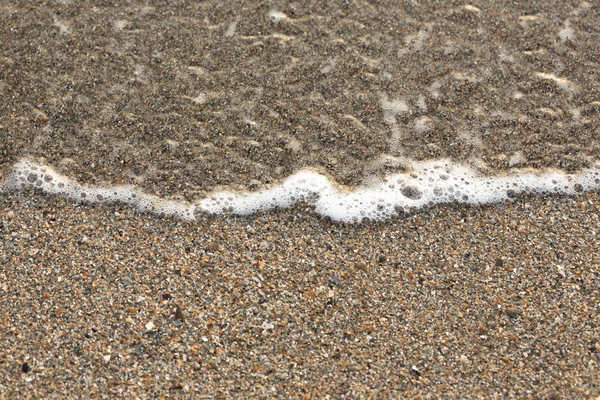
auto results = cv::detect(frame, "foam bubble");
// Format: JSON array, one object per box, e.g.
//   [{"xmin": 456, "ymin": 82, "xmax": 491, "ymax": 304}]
[
  {"xmin": 268, "ymin": 10, "xmax": 288, "ymax": 24},
  {"xmin": 202, "ymin": 160, "xmax": 600, "ymax": 222},
  {"xmin": 2, "ymin": 158, "xmax": 600, "ymax": 223},
  {"xmin": 414, "ymin": 116, "xmax": 434, "ymax": 134}
]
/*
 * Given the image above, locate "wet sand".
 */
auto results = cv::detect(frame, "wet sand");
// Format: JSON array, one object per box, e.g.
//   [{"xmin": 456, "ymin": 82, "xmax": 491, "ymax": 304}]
[
  {"xmin": 2, "ymin": 1, "xmax": 600, "ymax": 198},
  {"xmin": 1, "ymin": 190, "xmax": 599, "ymax": 398}
]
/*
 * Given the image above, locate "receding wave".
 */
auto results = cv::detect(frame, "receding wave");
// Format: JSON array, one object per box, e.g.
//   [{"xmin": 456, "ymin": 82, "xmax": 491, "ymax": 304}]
[{"xmin": 2, "ymin": 158, "xmax": 599, "ymax": 223}]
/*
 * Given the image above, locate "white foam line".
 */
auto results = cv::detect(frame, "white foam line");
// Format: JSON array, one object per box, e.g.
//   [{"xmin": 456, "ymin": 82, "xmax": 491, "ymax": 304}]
[
  {"xmin": 2, "ymin": 158, "xmax": 600, "ymax": 223},
  {"xmin": 1, "ymin": 159, "xmax": 196, "ymax": 221}
]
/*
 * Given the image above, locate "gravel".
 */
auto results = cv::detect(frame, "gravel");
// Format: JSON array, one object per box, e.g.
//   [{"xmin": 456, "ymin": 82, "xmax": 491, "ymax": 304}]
[{"xmin": 1, "ymin": 190, "xmax": 599, "ymax": 398}]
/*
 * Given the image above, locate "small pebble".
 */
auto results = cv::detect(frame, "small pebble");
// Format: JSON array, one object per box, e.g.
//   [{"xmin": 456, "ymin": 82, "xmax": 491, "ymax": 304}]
[
  {"xmin": 21, "ymin": 362, "xmax": 31, "ymax": 374},
  {"xmin": 506, "ymin": 306, "xmax": 521, "ymax": 319},
  {"xmin": 410, "ymin": 365, "xmax": 421, "ymax": 377},
  {"xmin": 175, "ymin": 305, "xmax": 184, "ymax": 321},
  {"xmin": 331, "ymin": 273, "xmax": 340, "ymax": 285},
  {"xmin": 356, "ymin": 262, "xmax": 368, "ymax": 273}
]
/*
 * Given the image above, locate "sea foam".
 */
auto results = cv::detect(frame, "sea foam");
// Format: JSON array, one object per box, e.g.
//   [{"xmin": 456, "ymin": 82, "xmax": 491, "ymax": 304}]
[{"xmin": 1, "ymin": 158, "xmax": 599, "ymax": 223}]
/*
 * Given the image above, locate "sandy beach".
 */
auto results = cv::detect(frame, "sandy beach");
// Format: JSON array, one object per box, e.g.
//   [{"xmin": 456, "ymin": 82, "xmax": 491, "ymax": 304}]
[
  {"xmin": 1, "ymin": 190, "xmax": 599, "ymax": 398},
  {"xmin": 2, "ymin": 0, "xmax": 600, "ymax": 398}
]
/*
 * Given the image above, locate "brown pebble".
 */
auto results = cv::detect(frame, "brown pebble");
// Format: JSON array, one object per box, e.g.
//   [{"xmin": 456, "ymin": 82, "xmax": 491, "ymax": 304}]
[
  {"xmin": 206, "ymin": 243, "xmax": 218, "ymax": 252},
  {"xmin": 162, "ymin": 293, "xmax": 172, "ymax": 300},
  {"xmin": 506, "ymin": 306, "xmax": 521, "ymax": 319},
  {"xmin": 548, "ymin": 392, "xmax": 561, "ymax": 400},
  {"xmin": 32, "ymin": 109, "xmax": 48, "ymax": 124},
  {"xmin": 175, "ymin": 305, "xmax": 184, "ymax": 321},
  {"xmin": 356, "ymin": 262, "xmax": 368, "ymax": 273}
]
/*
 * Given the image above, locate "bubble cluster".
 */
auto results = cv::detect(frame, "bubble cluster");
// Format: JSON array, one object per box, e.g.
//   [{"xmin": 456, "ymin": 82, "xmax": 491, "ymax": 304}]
[
  {"xmin": 200, "ymin": 159, "xmax": 600, "ymax": 223},
  {"xmin": 381, "ymin": 97, "xmax": 409, "ymax": 125},
  {"xmin": 1, "ymin": 160, "xmax": 196, "ymax": 220},
  {"xmin": 267, "ymin": 10, "xmax": 288, "ymax": 24},
  {"xmin": 2, "ymin": 158, "xmax": 600, "ymax": 223}
]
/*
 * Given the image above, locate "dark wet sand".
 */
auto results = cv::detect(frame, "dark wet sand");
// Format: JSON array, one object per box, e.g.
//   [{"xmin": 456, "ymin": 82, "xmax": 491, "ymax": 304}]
[{"xmin": 2, "ymin": 1, "xmax": 600, "ymax": 198}]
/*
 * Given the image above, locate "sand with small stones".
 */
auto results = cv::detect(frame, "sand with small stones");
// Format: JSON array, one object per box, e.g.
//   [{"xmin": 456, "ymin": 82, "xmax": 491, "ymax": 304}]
[
  {"xmin": 2, "ymin": 0, "xmax": 600, "ymax": 398},
  {"xmin": 1, "ymin": 191, "xmax": 600, "ymax": 398}
]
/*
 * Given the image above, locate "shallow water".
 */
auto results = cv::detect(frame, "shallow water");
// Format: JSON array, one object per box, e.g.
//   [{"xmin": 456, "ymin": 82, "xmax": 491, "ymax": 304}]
[{"xmin": 1, "ymin": 1, "xmax": 599, "ymax": 221}]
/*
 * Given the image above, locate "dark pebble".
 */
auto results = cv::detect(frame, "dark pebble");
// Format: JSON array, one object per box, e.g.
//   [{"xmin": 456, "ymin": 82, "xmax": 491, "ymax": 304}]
[
  {"xmin": 175, "ymin": 305, "xmax": 184, "ymax": 321},
  {"xmin": 21, "ymin": 362, "xmax": 31, "ymax": 373}
]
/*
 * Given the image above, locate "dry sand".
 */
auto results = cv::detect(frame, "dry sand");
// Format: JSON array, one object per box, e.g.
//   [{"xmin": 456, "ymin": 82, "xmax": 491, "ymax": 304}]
[{"xmin": 1, "ymin": 190, "xmax": 599, "ymax": 398}]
